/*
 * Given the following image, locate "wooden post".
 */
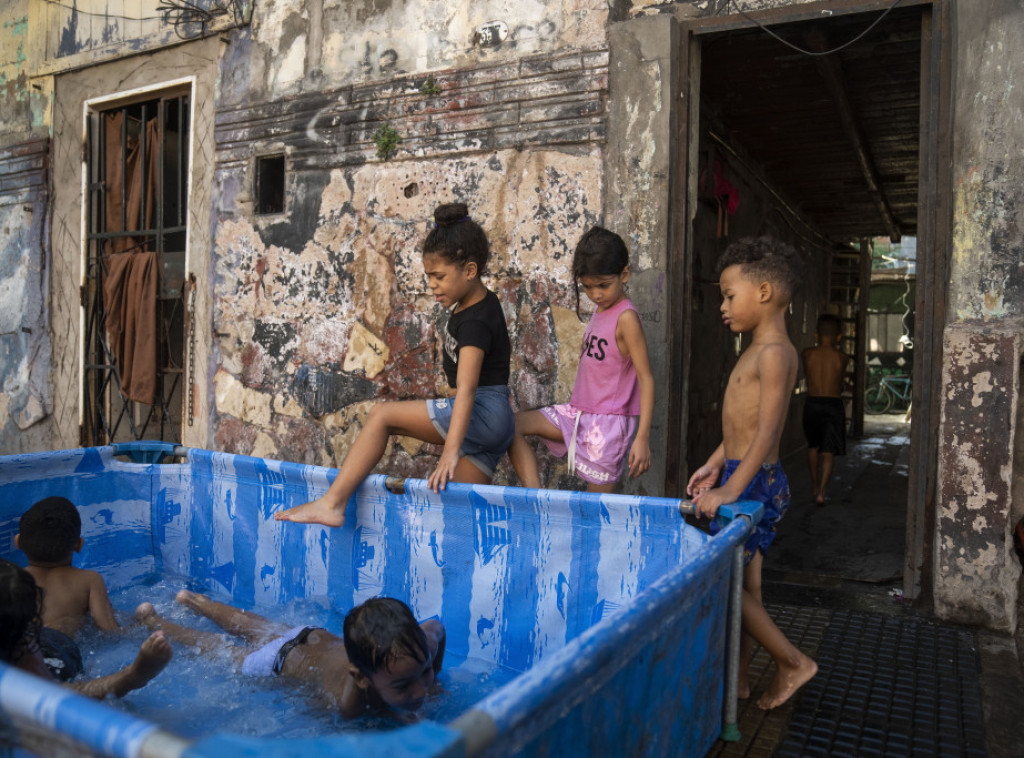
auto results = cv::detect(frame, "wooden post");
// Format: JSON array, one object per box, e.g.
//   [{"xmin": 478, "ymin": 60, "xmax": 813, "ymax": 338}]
[{"xmin": 851, "ymin": 237, "xmax": 871, "ymax": 438}]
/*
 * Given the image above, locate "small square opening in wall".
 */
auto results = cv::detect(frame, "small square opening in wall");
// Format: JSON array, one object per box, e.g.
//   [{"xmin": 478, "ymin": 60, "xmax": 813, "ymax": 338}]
[{"xmin": 255, "ymin": 154, "xmax": 285, "ymax": 215}]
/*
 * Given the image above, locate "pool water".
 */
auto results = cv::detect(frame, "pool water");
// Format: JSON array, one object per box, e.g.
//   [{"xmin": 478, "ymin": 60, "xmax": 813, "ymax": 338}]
[{"xmin": 78, "ymin": 573, "xmax": 520, "ymax": 740}]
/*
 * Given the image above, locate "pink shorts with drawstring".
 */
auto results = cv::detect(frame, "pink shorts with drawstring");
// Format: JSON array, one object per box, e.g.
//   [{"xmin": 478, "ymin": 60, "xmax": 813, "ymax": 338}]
[{"xmin": 539, "ymin": 404, "xmax": 638, "ymax": 485}]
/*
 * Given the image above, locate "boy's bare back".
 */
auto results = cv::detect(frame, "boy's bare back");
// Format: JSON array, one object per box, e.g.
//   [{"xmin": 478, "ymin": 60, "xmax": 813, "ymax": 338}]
[
  {"xmin": 23, "ymin": 564, "xmax": 118, "ymax": 637},
  {"xmin": 802, "ymin": 342, "xmax": 849, "ymax": 398}
]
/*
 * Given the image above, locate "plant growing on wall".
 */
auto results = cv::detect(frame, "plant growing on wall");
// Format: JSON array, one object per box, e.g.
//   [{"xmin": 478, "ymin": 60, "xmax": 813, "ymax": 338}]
[
  {"xmin": 420, "ymin": 76, "xmax": 443, "ymax": 97},
  {"xmin": 372, "ymin": 124, "xmax": 402, "ymax": 161}
]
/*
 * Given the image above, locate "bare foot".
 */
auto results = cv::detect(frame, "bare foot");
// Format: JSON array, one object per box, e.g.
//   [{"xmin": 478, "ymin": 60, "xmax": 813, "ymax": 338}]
[
  {"xmin": 738, "ymin": 673, "xmax": 751, "ymax": 700},
  {"xmin": 112, "ymin": 631, "xmax": 172, "ymax": 697},
  {"xmin": 274, "ymin": 496, "xmax": 346, "ymax": 527},
  {"xmin": 175, "ymin": 589, "xmax": 208, "ymax": 610},
  {"xmin": 135, "ymin": 602, "xmax": 160, "ymax": 628},
  {"xmin": 815, "ymin": 495, "xmax": 827, "ymax": 506},
  {"xmin": 757, "ymin": 654, "xmax": 817, "ymax": 710}
]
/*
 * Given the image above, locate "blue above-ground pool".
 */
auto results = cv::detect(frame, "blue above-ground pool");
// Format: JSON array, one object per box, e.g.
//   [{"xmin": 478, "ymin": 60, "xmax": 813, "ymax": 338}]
[{"xmin": 0, "ymin": 443, "xmax": 761, "ymax": 758}]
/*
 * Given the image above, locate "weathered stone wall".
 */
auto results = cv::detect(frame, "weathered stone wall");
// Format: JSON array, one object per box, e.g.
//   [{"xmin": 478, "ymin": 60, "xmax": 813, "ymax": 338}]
[
  {"xmin": 210, "ymin": 45, "xmax": 607, "ymax": 486},
  {"xmin": 934, "ymin": 0, "xmax": 1024, "ymax": 631},
  {"xmin": 948, "ymin": 1, "xmax": 1024, "ymax": 321},
  {"xmin": 935, "ymin": 320, "xmax": 1023, "ymax": 631},
  {"xmin": 0, "ymin": 1, "xmax": 54, "ymax": 454},
  {"xmin": 230, "ymin": 0, "xmax": 610, "ymax": 102}
]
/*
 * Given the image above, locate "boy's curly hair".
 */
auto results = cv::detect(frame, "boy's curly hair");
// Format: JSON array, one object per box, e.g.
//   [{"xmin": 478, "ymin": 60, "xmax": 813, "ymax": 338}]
[
  {"xmin": 715, "ymin": 236, "xmax": 804, "ymax": 302},
  {"xmin": 0, "ymin": 559, "xmax": 43, "ymax": 665}
]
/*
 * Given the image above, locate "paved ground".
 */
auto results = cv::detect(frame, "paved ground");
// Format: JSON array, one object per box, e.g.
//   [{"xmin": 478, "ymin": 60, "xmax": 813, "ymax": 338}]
[{"xmin": 704, "ymin": 414, "xmax": 1024, "ymax": 758}]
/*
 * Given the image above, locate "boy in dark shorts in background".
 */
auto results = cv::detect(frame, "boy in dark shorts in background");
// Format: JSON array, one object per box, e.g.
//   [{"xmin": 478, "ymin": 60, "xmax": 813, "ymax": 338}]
[
  {"xmin": 16, "ymin": 496, "xmax": 122, "ymax": 680},
  {"xmin": 801, "ymin": 313, "xmax": 850, "ymax": 505}
]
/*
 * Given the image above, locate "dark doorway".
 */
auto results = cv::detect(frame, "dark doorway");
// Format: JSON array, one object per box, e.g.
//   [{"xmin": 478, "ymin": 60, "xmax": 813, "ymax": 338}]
[{"xmin": 681, "ymin": 3, "xmax": 946, "ymax": 600}]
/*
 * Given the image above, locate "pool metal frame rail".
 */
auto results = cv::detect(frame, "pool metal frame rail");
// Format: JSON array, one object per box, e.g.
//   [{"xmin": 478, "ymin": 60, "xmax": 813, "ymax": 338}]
[
  {"xmin": 0, "ymin": 442, "xmax": 762, "ymax": 758},
  {"xmin": 450, "ymin": 498, "xmax": 760, "ymax": 756}
]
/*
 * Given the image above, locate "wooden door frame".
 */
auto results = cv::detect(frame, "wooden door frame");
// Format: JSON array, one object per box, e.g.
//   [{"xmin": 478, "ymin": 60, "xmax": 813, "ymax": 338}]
[{"xmin": 666, "ymin": 0, "xmax": 953, "ymax": 604}]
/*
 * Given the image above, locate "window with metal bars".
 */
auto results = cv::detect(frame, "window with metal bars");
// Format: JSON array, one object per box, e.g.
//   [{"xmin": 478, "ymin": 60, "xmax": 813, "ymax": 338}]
[{"xmin": 82, "ymin": 90, "xmax": 190, "ymax": 445}]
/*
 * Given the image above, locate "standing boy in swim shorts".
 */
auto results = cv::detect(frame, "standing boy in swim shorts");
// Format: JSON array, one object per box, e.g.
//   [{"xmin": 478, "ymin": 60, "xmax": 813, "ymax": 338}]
[
  {"xmin": 687, "ymin": 236, "xmax": 818, "ymax": 710},
  {"xmin": 136, "ymin": 592, "xmax": 445, "ymax": 719},
  {"xmin": 16, "ymin": 496, "xmax": 122, "ymax": 680},
  {"xmin": 802, "ymin": 313, "xmax": 850, "ymax": 505}
]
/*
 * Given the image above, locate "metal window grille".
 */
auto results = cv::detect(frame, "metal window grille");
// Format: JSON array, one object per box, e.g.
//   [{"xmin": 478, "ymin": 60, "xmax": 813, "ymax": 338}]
[{"xmin": 82, "ymin": 91, "xmax": 190, "ymax": 445}]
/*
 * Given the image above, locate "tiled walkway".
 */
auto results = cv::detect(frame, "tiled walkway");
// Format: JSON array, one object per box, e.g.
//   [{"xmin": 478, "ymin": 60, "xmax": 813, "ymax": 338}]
[{"xmin": 706, "ymin": 603, "xmax": 989, "ymax": 758}]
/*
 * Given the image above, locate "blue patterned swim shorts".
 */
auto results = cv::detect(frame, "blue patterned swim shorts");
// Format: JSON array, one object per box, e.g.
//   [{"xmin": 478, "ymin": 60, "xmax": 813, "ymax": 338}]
[{"xmin": 711, "ymin": 458, "xmax": 791, "ymax": 565}]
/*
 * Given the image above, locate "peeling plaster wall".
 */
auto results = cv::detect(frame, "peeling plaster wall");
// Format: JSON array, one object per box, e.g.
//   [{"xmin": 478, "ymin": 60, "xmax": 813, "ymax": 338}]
[
  {"xmin": 934, "ymin": 320, "xmax": 1023, "ymax": 631},
  {"xmin": 0, "ymin": 1, "xmax": 53, "ymax": 454},
  {"xmin": 231, "ymin": 0, "xmax": 611, "ymax": 104},
  {"xmin": 209, "ymin": 10, "xmax": 612, "ymax": 487},
  {"xmin": 934, "ymin": 0, "xmax": 1024, "ymax": 630},
  {"xmin": 949, "ymin": 0, "xmax": 1024, "ymax": 321},
  {"xmin": 212, "ymin": 150, "xmax": 603, "ymax": 483}
]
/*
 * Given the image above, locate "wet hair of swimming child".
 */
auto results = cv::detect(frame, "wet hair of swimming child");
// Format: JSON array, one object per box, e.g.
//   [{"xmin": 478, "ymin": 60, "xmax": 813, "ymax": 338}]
[
  {"xmin": 422, "ymin": 202, "xmax": 491, "ymax": 273},
  {"xmin": 571, "ymin": 225, "xmax": 631, "ymax": 319},
  {"xmin": 19, "ymin": 496, "xmax": 81, "ymax": 563},
  {"xmin": 343, "ymin": 597, "xmax": 430, "ymax": 677},
  {"xmin": 0, "ymin": 558, "xmax": 45, "ymax": 665},
  {"xmin": 714, "ymin": 236, "xmax": 804, "ymax": 303}
]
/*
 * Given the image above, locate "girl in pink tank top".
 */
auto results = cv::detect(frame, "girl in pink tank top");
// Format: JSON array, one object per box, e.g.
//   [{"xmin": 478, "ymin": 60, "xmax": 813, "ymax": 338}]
[{"xmin": 509, "ymin": 227, "xmax": 655, "ymax": 492}]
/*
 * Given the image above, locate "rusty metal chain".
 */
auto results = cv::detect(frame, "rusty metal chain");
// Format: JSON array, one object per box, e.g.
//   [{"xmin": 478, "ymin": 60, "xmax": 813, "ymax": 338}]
[{"xmin": 185, "ymin": 273, "xmax": 197, "ymax": 426}]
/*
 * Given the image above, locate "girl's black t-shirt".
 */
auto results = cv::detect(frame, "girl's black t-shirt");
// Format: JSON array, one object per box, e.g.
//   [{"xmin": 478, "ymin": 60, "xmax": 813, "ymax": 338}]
[{"xmin": 441, "ymin": 289, "xmax": 511, "ymax": 388}]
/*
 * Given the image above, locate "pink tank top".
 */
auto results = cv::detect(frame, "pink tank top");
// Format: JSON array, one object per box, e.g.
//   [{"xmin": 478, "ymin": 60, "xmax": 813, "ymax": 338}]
[{"xmin": 570, "ymin": 298, "xmax": 641, "ymax": 416}]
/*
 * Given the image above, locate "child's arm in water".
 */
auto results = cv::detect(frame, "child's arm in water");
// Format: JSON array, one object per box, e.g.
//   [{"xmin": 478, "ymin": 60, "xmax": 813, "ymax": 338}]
[
  {"xmin": 427, "ymin": 345, "xmax": 484, "ymax": 492},
  {"xmin": 421, "ymin": 618, "xmax": 446, "ymax": 682},
  {"xmin": 693, "ymin": 343, "xmax": 793, "ymax": 518},
  {"xmin": 617, "ymin": 308, "xmax": 654, "ymax": 478},
  {"xmin": 16, "ymin": 630, "xmax": 172, "ymax": 700}
]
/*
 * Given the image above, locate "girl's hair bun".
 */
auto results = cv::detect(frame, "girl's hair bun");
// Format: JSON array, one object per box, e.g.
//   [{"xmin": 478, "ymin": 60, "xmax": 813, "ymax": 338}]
[{"xmin": 434, "ymin": 203, "xmax": 470, "ymax": 227}]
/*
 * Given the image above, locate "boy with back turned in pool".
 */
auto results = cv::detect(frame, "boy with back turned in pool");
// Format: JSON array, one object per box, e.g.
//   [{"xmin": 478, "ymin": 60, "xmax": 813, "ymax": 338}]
[
  {"xmin": 687, "ymin": 236, "xmax": 817, "ymax": 710},
  {"xmin": 16, "ymin": 496, "xmax": 127, "ymax": 680},
  {"xmin": 136, "ymin": 592, "xmax": 445, "ymax": 719}
]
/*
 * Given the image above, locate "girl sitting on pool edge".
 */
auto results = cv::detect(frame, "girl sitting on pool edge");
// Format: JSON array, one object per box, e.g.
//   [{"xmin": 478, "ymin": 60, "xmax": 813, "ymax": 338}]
[{"xmin": 136, "ymin": 592, "xmax": 445, "ymax": 719}]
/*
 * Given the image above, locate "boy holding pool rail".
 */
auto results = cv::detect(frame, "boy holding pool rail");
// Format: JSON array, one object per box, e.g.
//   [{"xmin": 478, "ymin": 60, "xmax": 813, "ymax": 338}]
[
  {"xmin": 136, "ymin": 592, "xmax": 446, "ymax": 719},
  {"xmin": 686, "ymin": 237, "xmax": 817, "ymax": 710}
]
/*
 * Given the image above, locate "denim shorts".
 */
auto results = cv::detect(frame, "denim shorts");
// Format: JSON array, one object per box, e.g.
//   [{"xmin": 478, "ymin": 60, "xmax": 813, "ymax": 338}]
[{"xmin": 426, "ymin": 385, "xmax": 514, "ymax": 478}]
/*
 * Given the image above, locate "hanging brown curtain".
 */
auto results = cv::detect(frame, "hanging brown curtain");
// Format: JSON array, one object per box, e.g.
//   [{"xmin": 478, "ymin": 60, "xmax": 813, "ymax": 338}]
[{"xmin": 102, "ymin": 111, "xmax": 160, "ymax": 405}]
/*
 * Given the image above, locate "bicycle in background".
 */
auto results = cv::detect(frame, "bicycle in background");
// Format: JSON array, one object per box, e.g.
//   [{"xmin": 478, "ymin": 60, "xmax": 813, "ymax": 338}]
[{"xmin": 865, "ymin": 373, "xmax": 912, "ymax": 415}]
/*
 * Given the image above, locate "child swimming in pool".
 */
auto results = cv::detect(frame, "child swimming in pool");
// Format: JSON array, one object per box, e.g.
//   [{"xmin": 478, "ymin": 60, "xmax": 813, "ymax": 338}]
[
  {"xmin": 276, "ymin": 202, "xmax": 514, "ymax": 528},
  {"xmin": 136, "ymin": 592, "xmax": 446, "ymax": 719},
  {"xmin": 686, "ymin": 236, "xmax": 817, "ymax": 710},
  {"xmin": 0, "ymin": 559, "xmax": 172, "ymax": 699},
  {"xmin": 509, "ymin": 226, "xmax": 655, "ymax": 492},
  {"xmin": 16, "ymin": 496, "xmax": 130, "ymax": 680}
]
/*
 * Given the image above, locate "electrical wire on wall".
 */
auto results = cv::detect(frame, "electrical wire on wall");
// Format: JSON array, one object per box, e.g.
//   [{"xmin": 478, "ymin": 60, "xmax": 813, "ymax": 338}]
[
  {"xmin": 725, "ymin": 0, "xmax": 908, "ymax": 56},
  {"xmin": 39, "ymin": 0, "xmax": 253, "ymax": 39}
]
